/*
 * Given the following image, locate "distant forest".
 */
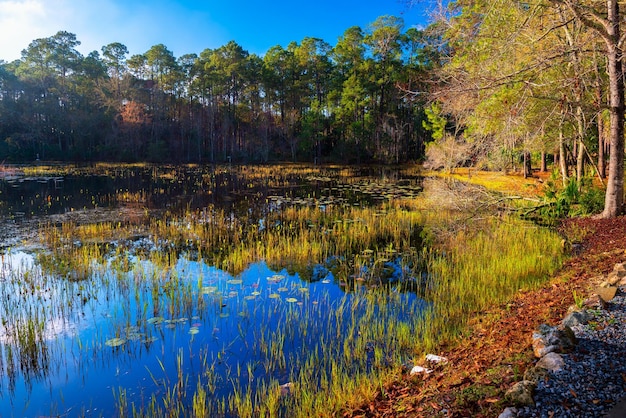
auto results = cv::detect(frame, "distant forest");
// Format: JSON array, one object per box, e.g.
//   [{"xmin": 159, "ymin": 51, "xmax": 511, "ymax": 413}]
[{"xmin": 0, "ymin": 16, "xmax": 435, "ymax": 164}]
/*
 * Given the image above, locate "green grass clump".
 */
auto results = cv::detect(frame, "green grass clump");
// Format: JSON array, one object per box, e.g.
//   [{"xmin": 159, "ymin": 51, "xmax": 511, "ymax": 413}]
[{"xmin": 418, "ymin": 216, "xmax": 563, "ymax": 353}]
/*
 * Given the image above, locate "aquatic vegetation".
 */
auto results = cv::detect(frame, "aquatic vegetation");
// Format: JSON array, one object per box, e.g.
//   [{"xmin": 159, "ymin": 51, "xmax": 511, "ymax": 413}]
[{"xmin": 0, "ymin": 164, "xmax": 564, "ymax": 417}]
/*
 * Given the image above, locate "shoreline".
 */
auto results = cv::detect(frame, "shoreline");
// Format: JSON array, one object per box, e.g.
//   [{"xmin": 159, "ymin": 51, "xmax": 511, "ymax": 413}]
[{"xmin": 349, "ymin": 215, "xmax": 626, "ymax": 417}]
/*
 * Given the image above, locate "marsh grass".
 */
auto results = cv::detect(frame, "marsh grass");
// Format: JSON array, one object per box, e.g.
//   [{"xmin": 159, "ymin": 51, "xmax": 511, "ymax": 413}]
[
  {"xmin": 418, "ymin": 216, "xmax": 563, "ymax": 352},
  {"xmin": 7, "ymin": 166, "xmax": 564, "ymax": 417}
]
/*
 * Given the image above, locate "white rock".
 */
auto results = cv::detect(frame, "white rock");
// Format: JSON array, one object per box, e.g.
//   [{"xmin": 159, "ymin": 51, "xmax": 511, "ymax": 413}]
[
  {"xmin": 425, "ymin": 354, "xmax": 448, "ymax": 364},
  {"xmin": 410, "ymin": 365, "xmax": 433, "ymax": 375}
]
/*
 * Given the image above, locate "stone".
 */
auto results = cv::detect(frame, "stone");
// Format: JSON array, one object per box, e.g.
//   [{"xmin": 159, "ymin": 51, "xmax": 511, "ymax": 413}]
[
  {"xmin": 612, "ymin": 262, "xmax": 626, "ymax": 277},
  {"xmin": 498, "ymin": 407, "xmax": 519, "ymax": 418},
  {"xmin": 596, "ymin": 286, "xmax": 618, "ymax": 302},
  {"xmin": 531, "ymin": 324, "xmax": 576, "ymax": 358},
  {"xmin": 562, "ymin": 310, "xmax": 592, "ymax": 327},
  {"xmin": 532, "ymin": 341, "xmax": 559, "ymax": 358},
  {"xmin": 560, "ymin": 324, "xmax": 576, "ymax": 347},
  {"xmin": 505, "ymin": 381, "xmax": 535, "ymax": 407},
  {"xmin": 536, "ymin": 352, "xmax": 565, "ymax": 372},
  {"xmin": 583, "ymin": 294, "xmax": 608, "ymax": 309},
  {"xmin": 523, "ymin": 366, "xmax": 549, "ymax": 384},
  {"xmin": 410, "ymin": 365, "xmax": 433, "ymax": 375},
  {"xmin": 606, "ymin": 272, "xmax": 622, "ymax": 286},
  {"xmin": 425, "ymin": 354, "xmax": 448, "ymax": 364}
]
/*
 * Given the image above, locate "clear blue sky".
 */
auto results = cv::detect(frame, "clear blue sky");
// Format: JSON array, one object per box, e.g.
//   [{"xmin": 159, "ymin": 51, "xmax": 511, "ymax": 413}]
[{"xmin": 0, "ymin": 0, "xmax": 435, "ymax": 62}]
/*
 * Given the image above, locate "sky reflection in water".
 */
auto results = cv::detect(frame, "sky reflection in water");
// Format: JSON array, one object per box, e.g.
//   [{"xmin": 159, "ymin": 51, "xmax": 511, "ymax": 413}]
[{"xmin": 0, "ymin": 249, "xmax": 424, "ymax": 417}]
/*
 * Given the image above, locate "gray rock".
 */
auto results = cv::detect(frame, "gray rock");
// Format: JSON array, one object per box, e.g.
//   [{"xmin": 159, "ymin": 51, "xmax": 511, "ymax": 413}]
[
  {"xmin": 562, "ymin": 310, "xmax": 592, "ymax": 327},
  {"xmin": 531, "ymin": 324, "xmax": 576, "ymax": 358},
  {"xmin": 505, "ymin": 381, "xmax": 536, "ymax": 407},
  {"xmin": 498, "ymin": 406, "xmax": 519, "ymax": 418},
  {"xmin": 535, "ymin": 352, "xmax": 564, "ymax": 372}
]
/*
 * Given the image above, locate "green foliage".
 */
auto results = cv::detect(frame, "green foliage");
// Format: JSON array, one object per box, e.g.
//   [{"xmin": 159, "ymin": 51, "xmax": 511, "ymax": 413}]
[
  {"xmin": 537, "ymin": 173, "xmax": 604, "ymax": 223},
  {"xmin": 422, "ymin": 102, "xmax": 447, "ymax": 141},
  {"xmin": 578, "ymin": 184, "xmax": 605, "ymax": 215},
  {"xmin": 572, "ymin": 290, "xmax": 584, "ymax": 309}
]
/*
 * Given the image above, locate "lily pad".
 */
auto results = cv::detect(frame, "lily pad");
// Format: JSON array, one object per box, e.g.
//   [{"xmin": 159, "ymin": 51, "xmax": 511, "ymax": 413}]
[
  {"xmin": 286, "ymin": 298, "xmax": 298, "ymax": 303},
  {"xmin": 105, "ymin": 337, "xmax": 126, "ymax": 347},
  {"xmin": 267, "ymin": 274, "xmax": 285, "ymax": 283},
  {"xmin": 277, "ymin": 287, "xmax": 288, "ymax": 292},
  {"xmin": 127, "ymin": 332, "xmax": 144, "ymax": 341},
  {"xmin": 244, "ymin": 295, "xmax": 256, "ymax": 301},
  {"xmin": 268, "ymin": 293, "xmax": 280, "ymax": 299},
  {"xmin": 251, "ymin": 291, "xmax": 261, "ymax": 296},
  {"xmin": 226, "ymin": 279, "xmax": 243, "ymax": 285},
  {"xmin": 188, "ymin": 327, "xmax": 199, "ymax": 335},
  {"xmin": 202, "ymin": 286, "xmax": 218, "ymax": 294},
  {"xmin": 147, "ymin": 316, "xmax": 165, "ymax": 325}
]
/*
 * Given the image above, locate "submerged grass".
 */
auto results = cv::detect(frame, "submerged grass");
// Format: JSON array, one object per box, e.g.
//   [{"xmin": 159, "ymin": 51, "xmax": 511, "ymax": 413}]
[{"xmin": 11, "ymin": 166, "xmax": 564, "ymax": 417}]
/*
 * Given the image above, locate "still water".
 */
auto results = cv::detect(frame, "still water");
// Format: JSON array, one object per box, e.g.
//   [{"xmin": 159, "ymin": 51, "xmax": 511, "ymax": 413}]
[{"xmin": 0, "ymin": 164, "xmax": 426, "ymax": 416}]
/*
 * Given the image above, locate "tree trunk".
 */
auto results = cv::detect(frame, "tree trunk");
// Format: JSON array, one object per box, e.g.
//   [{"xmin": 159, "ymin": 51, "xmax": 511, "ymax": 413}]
[
  {"xmin": 576, "ymin": 138, "xmax": 585, "ymax": 186},
  {"xmin": 602, "ymin": 12, "xmax": 625, "ymax": 217},
  {"xmin": 598, "ymin": 113, "xmax": 606, "ymax": 178},
  {"xmin": 575, "ymin": 101, "xmax": 585, "ymax": 187},
  {"xmin": 523, "ymin": 151, "xmax": 532, "ymax": 178},
  {"xmin": 559, "ymin": 128, "xmax": 569, "ymax": 187},
  {"xmin": 541, "ymin": 151, "xmax": 547, "ymax": 172}
]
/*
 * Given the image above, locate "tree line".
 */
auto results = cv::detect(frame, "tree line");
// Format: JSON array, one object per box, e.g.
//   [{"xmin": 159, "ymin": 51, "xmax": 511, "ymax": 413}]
[{"xmin": 0, "ymin": 16, "xmax": 434, "ymax": 164}]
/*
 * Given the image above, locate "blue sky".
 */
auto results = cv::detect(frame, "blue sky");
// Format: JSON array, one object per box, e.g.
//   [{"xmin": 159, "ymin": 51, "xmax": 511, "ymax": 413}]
[{"xmin": 0, "ymin": 0, "xmax": 435, "ymax": 62}]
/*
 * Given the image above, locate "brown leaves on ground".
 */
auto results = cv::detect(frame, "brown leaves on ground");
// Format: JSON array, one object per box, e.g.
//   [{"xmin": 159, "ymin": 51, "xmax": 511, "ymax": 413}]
[{"xmin": 347, "ymin": 216, "xmax": 626, "ymax": 418}]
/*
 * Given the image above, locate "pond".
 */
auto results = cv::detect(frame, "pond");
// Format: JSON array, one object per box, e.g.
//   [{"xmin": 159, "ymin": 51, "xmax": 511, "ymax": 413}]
[{"xmin": 0, "ymin": 163, "xmax": 428, "ymax": 417}]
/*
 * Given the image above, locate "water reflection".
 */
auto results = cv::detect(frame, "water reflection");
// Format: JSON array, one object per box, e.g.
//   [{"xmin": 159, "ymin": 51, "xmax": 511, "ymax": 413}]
[
  {"xmin": 0, "ymin": 250, "xmax": 426, "ymax": 416},
  {"xmin": 0, "ymin": 164, "xmax": 426, "ymax": 416},
  {"xmin": 0, "ymin": 164, "xmax": 421, "ymax": 221}
]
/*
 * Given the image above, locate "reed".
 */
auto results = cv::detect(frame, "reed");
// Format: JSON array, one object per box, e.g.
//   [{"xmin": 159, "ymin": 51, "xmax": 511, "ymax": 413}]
[{"xmin": 3, "ymin": 165, "xmax": 564, "ymax": 418}]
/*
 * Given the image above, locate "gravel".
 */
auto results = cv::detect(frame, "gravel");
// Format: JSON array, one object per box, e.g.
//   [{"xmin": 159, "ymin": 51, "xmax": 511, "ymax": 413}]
[{"xmin": 516, "ymin": 288, "xmax": 626, "ymax": 418}]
